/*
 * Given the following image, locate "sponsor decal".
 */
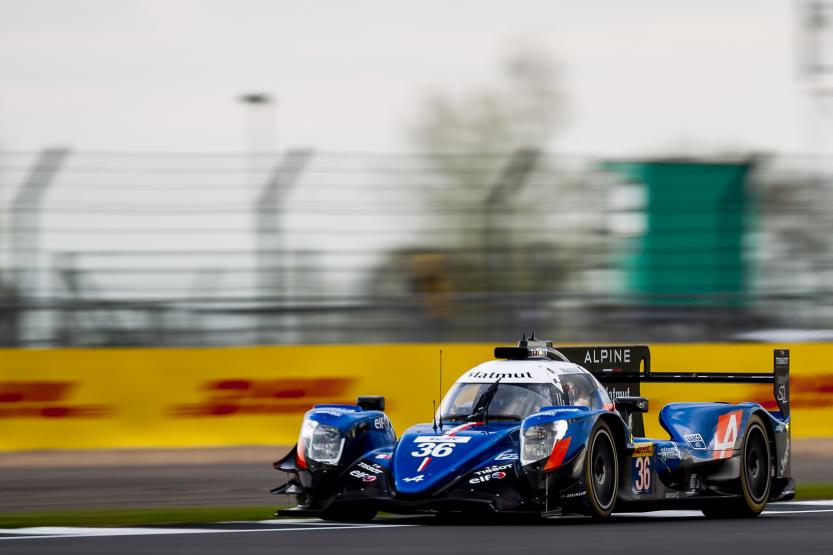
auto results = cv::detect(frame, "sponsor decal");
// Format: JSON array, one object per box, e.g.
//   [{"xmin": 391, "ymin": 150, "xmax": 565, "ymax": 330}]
[
  {"xmin": 474, "ymin": 463, "xmax": 513, "ymax": 476},
  {"xmin": 780, "ymin": 438, "xmax": 790, "ymax": 474},
  {"xmin": 632, "ymin": 443, "xmax": 654, "ymax": 457},
  {"xmin": 605, "ymin": 386, "xmax": 634, "ymax": 399},
  {"xmin": 349, "ymin": 469, "xmax": 377, "ymax": 482},
  {"xmin": 562, "ymin": 490, "xmax": 587, "ymax": 499},
  {"xmin": 414, "ymin": 436, "xmax": 471, "ymax": 443},
  {"xmin": 494, "ymin": 452, "xmax": 518, "ymax": 461},
  {"xmin": 373, "ymin": 416, "xmax": 387, "ymax": 430},
  {"xmin": 776, "ymin": 384, "xmax": 788, "ymax": 406},
  {"xmin": 169, "ymin": 378, "xmax": 355, "ymax": 417},
  {"xmin": 0, "ymin": 381, "xmax": 113, "ymax": 419},
  {"xmin": 664, "ymin": 491, "xmax": 680, "ymax": 499},
  {"xmin": 358, "ymin": 461, "xmax": 383, "ymax": 474},
  {"xmin": 375, "ymin": 453, "xmax": 392, "ymax": 460},
  {"xmin": 465, "ymin": 370, "xmax": 534, "ymax": 380},
  {"xmin": 684, "ymin": 433, "xmax": 706, "ymax": 450},
  {"xmin": 632, "ymin": 455, "xmax": 652, "ymax": 495},
  {"xmin": 314, "ymin": 409, "xmax": 355, "ymax": 417},
  {"xmin": 583, "ymin": 349, "xmax": 631, "ymax": 365},
  {"xmin": 402, "ymin": 475, "xmax": 424, "ymax": 483},
  {"xmin": 468, "ymin": 471, "xmax": 507, "ymax": 485},
  {"xmin": 658, "ymin": 446, "xmax": 681, "ymax": 461},
  {"xmin": 713, "ymin": 410, "xmax": 743, "ymax": 460}
]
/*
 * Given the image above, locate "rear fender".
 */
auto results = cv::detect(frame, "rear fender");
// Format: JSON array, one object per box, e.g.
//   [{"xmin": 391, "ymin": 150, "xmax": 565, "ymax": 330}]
[
  {"xmin": 756, "ymin": 408, "xmax": 791, "ymax": 481},
  {"xmin": 659, "ymin": 402, "xmax": 760, "ymax": 461}
]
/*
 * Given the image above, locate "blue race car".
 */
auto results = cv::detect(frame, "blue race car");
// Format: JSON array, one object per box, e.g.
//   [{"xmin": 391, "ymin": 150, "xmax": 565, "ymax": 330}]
[{"xmin": 272, "ymin": 337, "xmax": 793, "ymax": 520}]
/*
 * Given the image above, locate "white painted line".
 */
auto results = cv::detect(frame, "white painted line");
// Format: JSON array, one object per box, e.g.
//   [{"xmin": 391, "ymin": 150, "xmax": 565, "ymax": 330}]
[
  {"xmin": 769, "ymin": 500, "xmax": 833, "ymax": 506},
  {"xmin": 0, "ymin": 523, "xmax": 418, "ymax": 542},
  {"xmin": 615, "ymin": 510, "xmax": 702, "ymax": 518},
  {"xmin": 764, "ymin": 509, "xmax": 833, "ymax": 515},
  {"xmin": 222, "ymin": 518, "xmax": 359, "ymax": 526},
  {"xmin": 1, "ymin": 526, "xmax": 210, "ymax": 537},
  {"xmin": 615, "ymin": 504, "xmax": 833, "ymax": 519}
]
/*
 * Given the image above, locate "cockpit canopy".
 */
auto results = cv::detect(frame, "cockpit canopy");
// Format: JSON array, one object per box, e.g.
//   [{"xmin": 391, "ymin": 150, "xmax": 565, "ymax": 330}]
[
  {"xmin": 439, "ymin": 360, "xmax": 613, "ymax": 422},
  {"xmin": 439, "ymin": 382, "xmax": 563, "ymax": 422}
]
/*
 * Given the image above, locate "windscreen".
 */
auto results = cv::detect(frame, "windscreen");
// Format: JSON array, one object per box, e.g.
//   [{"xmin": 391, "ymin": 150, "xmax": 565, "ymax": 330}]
[{"xmin": 439, "ymin": 382, "xmax": 563, "ymax": 422}]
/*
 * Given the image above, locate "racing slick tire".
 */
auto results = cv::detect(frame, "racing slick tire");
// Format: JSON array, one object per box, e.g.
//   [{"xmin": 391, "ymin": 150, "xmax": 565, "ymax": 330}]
[
  {"xmin": 584, "ymin": 420, "xmax": 619, "ymax": 519},
  {"xmin": 320, "ymin": 506, "xmax": 378, "ymax": 523},
  {"xmin": 702, "ymin": 414, "xmax": 772, "ymax": 519}
]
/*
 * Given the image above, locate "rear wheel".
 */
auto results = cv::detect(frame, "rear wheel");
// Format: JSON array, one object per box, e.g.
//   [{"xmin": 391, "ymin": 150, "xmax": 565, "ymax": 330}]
[
  {"xmin": 584, "ymin": 421, "xmax": 619, "ymax": 519},
  {"xmin": 702, "ymin": 414, "xmax": 771, "ymax": 519}
]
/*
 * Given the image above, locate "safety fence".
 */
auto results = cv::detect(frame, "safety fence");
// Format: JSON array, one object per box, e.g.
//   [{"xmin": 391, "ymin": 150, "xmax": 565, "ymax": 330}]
[{"xmin": 3, "ymin": 150, "xmax": 833, "ymax": 347}]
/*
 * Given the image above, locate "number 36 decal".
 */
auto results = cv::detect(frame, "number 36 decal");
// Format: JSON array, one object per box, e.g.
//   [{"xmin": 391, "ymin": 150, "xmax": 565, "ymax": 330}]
[
  {"xmin": 411, "ymin": 442, "xmax": 456, "ymax": 458},
  {"xmin": 632, "ymin": 456, "xmax": 652, "ymax": 494}
]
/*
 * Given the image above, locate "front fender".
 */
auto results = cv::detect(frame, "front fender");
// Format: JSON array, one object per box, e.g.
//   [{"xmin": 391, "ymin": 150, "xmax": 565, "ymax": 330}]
[
  {"xmin": 521, "ymin": 407, "xmax": 597, "ymax": 472},
  {"xmin": 520, "ymin": 407, "xmax": 624, "ymax": 513},
  {"xmin": 275, "ymin": 403, "xmax": 397, "ymax": 509}
]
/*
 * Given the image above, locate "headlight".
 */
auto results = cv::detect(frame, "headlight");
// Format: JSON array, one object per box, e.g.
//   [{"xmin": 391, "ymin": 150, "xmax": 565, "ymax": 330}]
[
  {"xmin": 299, "ymin": 419, "xmax": 345, "ymax": 465},
  {"xmin": 520, "ymin": 420, "xmax": 568, "ymax": 466}
]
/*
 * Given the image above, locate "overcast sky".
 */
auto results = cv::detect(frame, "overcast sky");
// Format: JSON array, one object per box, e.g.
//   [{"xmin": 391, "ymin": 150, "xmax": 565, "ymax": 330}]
[{"xmin": 0, "ymin": 0, "xmax": 806, "ymax": 156}]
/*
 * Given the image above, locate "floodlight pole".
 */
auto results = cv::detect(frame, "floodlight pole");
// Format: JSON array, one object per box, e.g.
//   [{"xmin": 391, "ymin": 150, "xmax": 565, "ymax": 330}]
[{"xmin": 238, "ymin": 93, "xmax": 276, "ymax": 192}]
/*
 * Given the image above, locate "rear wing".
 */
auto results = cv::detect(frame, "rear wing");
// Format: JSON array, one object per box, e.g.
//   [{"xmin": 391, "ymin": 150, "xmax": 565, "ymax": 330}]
[{"xmin": 494, "ymin": 341, "xmax": 790, "ymax": 419}]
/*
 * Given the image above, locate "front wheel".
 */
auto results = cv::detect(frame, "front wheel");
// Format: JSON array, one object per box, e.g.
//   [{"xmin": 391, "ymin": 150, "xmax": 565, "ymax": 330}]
[
  {"xmin": 702, "ymin": 413, "xmax": 771, "ymax": 519},
  {"xmin": 584, "ymin": 420, "xmax": 619, "ymax": 519}
]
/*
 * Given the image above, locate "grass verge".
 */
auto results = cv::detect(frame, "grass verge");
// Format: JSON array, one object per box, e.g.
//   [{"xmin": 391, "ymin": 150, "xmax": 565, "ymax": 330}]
[
  {"xmin": 0, "ymin": 507, "xmax": 281, "ymax": 529},
  {"xmin": 795, "ymin": 483, "xmax": 833, "ymax": 500}
]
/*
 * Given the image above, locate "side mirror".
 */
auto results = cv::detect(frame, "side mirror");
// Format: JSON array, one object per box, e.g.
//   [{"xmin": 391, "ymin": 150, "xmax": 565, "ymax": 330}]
[
  {"xmin": 357, "ymin": 396, "xmax": 385, "ymax": 411},
  {"xmin": 615, "ymin": 396, "xmax": 649, "ymax": 414}
]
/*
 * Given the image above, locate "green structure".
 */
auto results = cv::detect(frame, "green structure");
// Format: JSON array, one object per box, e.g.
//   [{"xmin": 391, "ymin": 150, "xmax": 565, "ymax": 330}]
[{"xmin": 603, "ymin": 160, "xmax": 752, "ymax": 306}]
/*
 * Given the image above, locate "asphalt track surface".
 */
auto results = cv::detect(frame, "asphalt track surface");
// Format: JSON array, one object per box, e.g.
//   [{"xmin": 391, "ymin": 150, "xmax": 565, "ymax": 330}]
[
  {"xmin": 0, "ymin": 463, "xmax": 280, "ymax": 512},
  {"xmin": 2, "ymin": 501, "xmax": 833, "ymax": 555},
  {"xmin": 2, "ymin": 454, "xmax": 831, "ymax": 512}
]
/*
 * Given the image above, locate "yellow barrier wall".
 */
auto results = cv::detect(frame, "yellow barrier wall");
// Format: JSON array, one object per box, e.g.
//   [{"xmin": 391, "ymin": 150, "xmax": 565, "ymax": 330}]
[{"xmin": 0, "ymin": 343, "xmax": 831, "ymax": 451}]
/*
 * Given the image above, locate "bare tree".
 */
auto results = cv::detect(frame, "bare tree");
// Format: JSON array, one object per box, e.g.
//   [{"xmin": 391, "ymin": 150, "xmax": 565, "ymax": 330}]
[
  {"xmin": 405, "ymin": 43, "xmax": 571, "ymax": 261},
  {"xmin": 409, "ymin": 43, "xmax": 565, "ymax": 170}
]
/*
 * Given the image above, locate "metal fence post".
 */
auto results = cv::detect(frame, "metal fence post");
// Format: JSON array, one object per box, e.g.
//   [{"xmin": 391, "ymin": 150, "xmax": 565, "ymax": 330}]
[
  {"xmin": 10, "ymin": 148, "xmax": 70, "ymax": 346},
  {"xmin": 255, "ymin": 148, "xmax": 313, "ymax": 344}
]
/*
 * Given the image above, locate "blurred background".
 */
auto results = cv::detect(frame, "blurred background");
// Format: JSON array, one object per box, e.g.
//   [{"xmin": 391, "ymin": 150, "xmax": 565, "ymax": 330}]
[
  {"xmin": 2, "ymin": 0, "xmax": 833, "ymax": 348},
  {"xmin": 3, "ymin": 0, "xmax": 833, "ymax": 519}
]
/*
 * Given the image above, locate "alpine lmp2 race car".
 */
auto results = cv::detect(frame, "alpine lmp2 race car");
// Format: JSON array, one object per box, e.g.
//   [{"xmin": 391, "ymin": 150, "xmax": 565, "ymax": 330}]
[{"xmin": 272, "ymin": 337, "xmax": 793, "ymax": 520}]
